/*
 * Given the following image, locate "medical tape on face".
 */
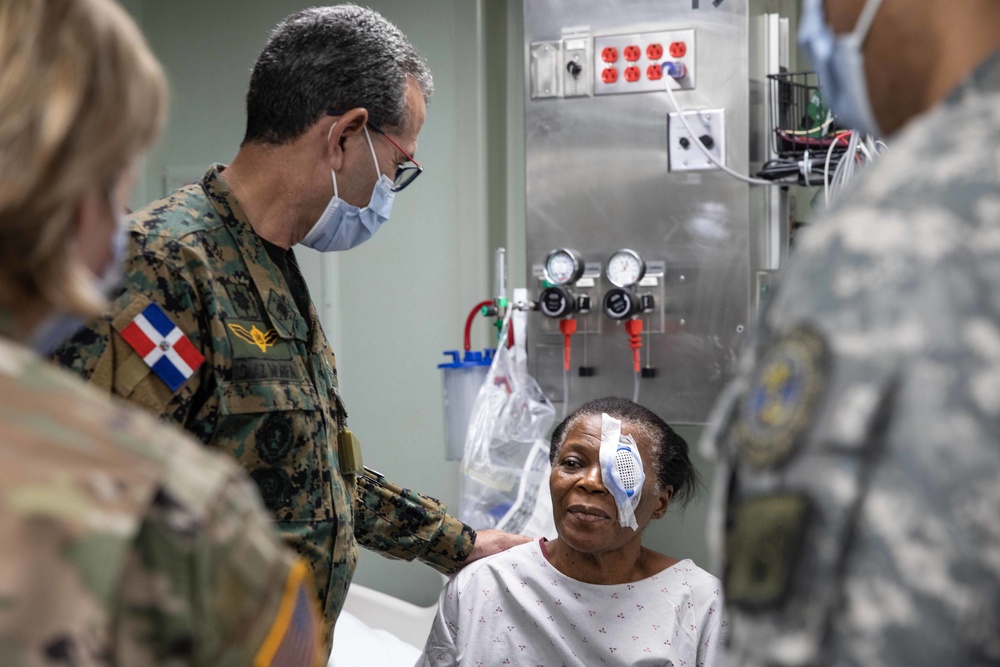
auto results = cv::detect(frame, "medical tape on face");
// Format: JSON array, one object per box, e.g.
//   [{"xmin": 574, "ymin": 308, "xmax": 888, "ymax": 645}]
[{"xmin": 599, "ymin": 413, "xmax": 646, "ymax": 531}]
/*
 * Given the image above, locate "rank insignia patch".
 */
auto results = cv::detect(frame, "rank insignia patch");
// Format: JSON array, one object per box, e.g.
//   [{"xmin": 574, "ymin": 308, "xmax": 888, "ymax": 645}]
[
  {"xmin": 225, "ymin": 319, "xmax": 292, "ymax": 361},
  {"xmin": 733, "ymin": 325, "xmax": 828, "ymax": 468},
  {"xmin": 119, "ymin": 302, "xmax": 205, "ymax": 392},
  {"xmin": 228, "ymin": 322, "xmax": 279, "ymax": 353}
]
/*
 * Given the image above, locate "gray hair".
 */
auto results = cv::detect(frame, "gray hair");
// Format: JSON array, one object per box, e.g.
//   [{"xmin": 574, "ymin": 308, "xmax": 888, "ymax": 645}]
[{"xmin": 242, "ymin": 4, "xmax": 433, "ymax": 145}]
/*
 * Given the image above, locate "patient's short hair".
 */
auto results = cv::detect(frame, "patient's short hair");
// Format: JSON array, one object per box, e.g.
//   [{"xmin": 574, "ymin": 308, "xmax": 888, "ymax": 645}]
[{"xmin": 550, "ymin": 396, "xmax": 701, "ymax": 507}]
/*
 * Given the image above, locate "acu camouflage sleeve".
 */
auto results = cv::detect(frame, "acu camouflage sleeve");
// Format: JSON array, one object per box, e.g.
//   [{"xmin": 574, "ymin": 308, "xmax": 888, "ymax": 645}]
[
  {"xmin": 54, "ymin": 252, "xmax": 214, "ymax": 437},
  {"xmin": 114, "ymin": 468, "xmax": 324, "ymax": 666},
  {"xmin": 353, "ymin": 468, "xmax": 476, "ymax": 574}
]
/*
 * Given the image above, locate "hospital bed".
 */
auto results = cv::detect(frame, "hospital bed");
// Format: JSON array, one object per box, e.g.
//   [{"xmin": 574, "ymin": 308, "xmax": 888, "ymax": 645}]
[{"xmin": 328, "ymin": 581, "xmax": 438, "ymax": 666}]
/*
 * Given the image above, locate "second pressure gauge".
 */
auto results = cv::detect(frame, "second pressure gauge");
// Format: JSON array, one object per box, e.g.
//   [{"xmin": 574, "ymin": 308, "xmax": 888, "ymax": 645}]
[
  {"xmin": 607, "ymin": 249, "xmax": 646, "ymax": 287},
  {"xmin": 544, "ymin": 248, "xmax": 584, "ymax": 286}
]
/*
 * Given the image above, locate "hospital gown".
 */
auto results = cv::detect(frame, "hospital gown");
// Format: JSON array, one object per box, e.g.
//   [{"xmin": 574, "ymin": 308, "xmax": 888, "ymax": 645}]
[{"xmin": 418, "ymin": 539, "xmax": 725, "ymax": 667}]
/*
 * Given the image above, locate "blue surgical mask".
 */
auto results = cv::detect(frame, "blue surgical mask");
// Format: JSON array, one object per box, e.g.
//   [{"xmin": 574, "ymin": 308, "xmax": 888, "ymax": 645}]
[
  {"xmin": 300, "ymin": 126, "xmax": 395, "ymax": 252},
  {"xmin": 31, "ymin": 188, "xmax": 129, "ymax": 356},
  {"xmin": 799, "ymin": 0, "xmax": 885, "ymax": 137}
]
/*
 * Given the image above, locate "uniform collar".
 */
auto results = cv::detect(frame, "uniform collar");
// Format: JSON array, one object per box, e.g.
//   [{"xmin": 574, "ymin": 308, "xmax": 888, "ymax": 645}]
[{"xmin": 200, "ymin": 164, "xmax": 310, "ymax": 342}]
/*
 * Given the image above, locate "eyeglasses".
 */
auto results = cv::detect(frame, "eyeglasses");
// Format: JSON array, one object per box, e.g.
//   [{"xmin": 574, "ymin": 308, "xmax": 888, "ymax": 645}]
[{"xmin": 327, "ymin": 110, "xmax": 423, "ymax": 192}]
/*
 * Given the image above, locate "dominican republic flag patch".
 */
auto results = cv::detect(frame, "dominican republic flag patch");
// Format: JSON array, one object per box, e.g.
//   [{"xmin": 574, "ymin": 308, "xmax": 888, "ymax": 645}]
[{"xmin": 120, "ymin": 303, "xmax": 205, "ymax": 392}]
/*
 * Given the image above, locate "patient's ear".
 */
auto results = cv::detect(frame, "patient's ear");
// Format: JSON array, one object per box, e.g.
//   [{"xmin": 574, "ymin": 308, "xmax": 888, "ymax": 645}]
[{"xmin": 650, "ymin": 484, "xmax": 673, "ymax": 520}]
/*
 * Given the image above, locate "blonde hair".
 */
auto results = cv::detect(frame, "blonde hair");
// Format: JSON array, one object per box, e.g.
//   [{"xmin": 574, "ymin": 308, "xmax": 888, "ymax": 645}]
[{"xmin": 0, "ymin": 0, "xmax": 166, "ymax": 318}]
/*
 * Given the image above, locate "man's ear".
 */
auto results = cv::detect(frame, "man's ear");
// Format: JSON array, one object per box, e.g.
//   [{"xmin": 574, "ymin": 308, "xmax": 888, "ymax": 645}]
[{"xmin": 325, "ymin": 107, "xmax": 369, "ymax": 171}]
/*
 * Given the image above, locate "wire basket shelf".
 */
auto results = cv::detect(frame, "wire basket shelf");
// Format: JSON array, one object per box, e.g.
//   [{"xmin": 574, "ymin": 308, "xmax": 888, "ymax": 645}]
[{"xmin": 767, "ymin": 71, "xmax": 845, "ymax": 158}]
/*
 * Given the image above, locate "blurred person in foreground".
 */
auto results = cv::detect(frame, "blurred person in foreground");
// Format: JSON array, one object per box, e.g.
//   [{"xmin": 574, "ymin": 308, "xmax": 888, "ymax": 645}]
[
  {"xmin": 706, "ymin": 0, "xmax": 1000, "ymax": 664},
  {"xmin": 0, "ymin": 1, "xmax": 322, "ymax": 664}
]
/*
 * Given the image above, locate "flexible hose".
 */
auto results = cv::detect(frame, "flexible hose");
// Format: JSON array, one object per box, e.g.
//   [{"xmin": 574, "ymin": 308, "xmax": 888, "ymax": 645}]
[
  {"xmin": 559, "ymin": 318, "xmax": 577, "ymax": 372},
  {"xmin": 625, "ymin": 318, "xmax": 643, "ymax": 373},
  {"xmin": 563, "ymin": 368, "xmax": 570, "ymax": 419},
  {"xmin": 464, "ymin": 300, "xmax": 494, "ymax": 352},
  {"xmin": 559, "ymin": 318, "xmax": 577, "ymax": 418}
]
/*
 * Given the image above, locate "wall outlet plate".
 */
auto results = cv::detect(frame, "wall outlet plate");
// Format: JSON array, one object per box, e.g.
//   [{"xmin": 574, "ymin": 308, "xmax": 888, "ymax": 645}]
[
  {"xmin": 668, "ymin": 108, "xmax": 726, "ymax": 172},
  {"xmin": 529, "ymin": 41, "xmax": 562, "ymax": 99},
  {"xmin": 594, "ymin": 29, "xmax": 696, "ymax": 95},
  {"xmin": 563, "ymin": 37, "xmax": 592, "ymax": 98}
]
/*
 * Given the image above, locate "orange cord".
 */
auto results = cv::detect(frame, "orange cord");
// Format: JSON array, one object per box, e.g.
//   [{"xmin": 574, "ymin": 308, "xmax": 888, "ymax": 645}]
[
  {"xmin": 559, "ymin": 318, "xmax": 577, "ymax": 372},
  {"xmin": 625, "ymin": 318, "xmax": 643, "ymax": 373}
]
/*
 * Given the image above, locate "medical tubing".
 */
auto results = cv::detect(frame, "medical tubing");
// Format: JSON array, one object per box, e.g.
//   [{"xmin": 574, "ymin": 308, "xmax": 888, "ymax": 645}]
[
  {"xmin": 464, "ymin": 300, "xmax": 494, "ymax": 352},
  {"xmin": 633, "ymin": 370, "xmax": 641, "ymax": 404},
  {"xmin": 625, "ymin": 318, "xmax": 643, "ymax": 373},
  {"xmin": 645, "ymin": 315, "xmax": 652, "ymax": 368},
  {"xmin": 559, "ymin": 318, "xmax": 577, "ymax": 418},
  {"xmin": 824, "ymin": 132, "xmax": 851, "ymax": 207},
  {"xmin": 562, "ymin": 368, "xmax": 570, "ymax": 419},
  {"xmin": 830, "ymin": 132, "xmax": 861, "ymax": 205},
  {"xmin": 661, "ymin": 74, "xmax": 779, "ymax": 187},
  {"xmin": 559, "ymin": 318, "xmax": 577, "ymax": 372}
]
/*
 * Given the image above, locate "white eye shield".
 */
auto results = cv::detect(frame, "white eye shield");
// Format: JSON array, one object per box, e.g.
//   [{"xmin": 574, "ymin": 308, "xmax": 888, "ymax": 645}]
[{"xmin": 599, "ymin": 413, "xmax": 646, "ymax": 530}]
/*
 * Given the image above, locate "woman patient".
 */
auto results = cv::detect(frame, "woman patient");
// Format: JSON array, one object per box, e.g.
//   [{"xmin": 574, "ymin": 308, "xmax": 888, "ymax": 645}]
[{"xmin": 418, "ymin": 396, "xmax": 724, "ymax": 666}]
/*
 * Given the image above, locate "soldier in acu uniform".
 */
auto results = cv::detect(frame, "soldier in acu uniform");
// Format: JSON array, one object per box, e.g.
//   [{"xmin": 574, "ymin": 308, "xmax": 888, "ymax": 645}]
[
  {"xmin": 0, "ymin": 1, "xmax": 322, "ymax": 665},
  {"xmin": 705, "ymin": 0, "xmax": 1000, "ymax": 665},
  {"xmin": 55, "ymin": 3, "xmax": 529, "ymax": 653}
]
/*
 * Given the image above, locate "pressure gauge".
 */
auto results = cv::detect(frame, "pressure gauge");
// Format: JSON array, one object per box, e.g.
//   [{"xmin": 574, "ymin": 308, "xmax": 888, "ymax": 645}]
[
  {"xmin": 606, "ymin": 249, "xmax": 646, "ymax": 288},
  {"xmin": 544, "ymin": 248, "xmax": 584, "ymax": 286}
]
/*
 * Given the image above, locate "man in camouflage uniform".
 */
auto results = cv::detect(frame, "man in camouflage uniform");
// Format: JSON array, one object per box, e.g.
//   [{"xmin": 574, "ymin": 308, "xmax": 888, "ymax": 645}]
[
  {"xmin": 57, "ymin": 4, "xmax": 526, "ymax": 651},
  {"xmin": 1, "ymin": 0, "xmax": 321, "ymax": 664},
  {"xmin": 706, "ymin": 0, "xmax": 1000, "ymax": 664}
]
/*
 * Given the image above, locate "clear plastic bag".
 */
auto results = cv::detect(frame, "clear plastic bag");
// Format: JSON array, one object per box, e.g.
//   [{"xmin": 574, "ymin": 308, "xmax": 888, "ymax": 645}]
[{"xmin": 458, "ymin": 303, "xmax": 557, "ymax": 537}]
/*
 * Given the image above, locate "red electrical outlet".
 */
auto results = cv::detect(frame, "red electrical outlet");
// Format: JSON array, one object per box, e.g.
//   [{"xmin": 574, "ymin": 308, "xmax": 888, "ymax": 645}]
[
  {"xmin": 646, "ymin": 64, "xmax": 663, "ymax": 81},
  {"xmin": 669, "ymin": 41, "xmax": 687, "ymax": 58},
  {"xmin": 601, "ymin": 67, "xmax": 619, "ymax": 84},
  {"xmin": 601, "ymin": 46, "xmax": 619, "ymax": 63},
  {"xmin": 623, "ymin": 45, "xmax": 641, "ymax": 62},
  {"xmin": 646, "ymin": 43, "xmax": 664, "ymax": 60},
  {"xmin": 624, "ymin": 66, "xmax": 641, "ymax": 82}
]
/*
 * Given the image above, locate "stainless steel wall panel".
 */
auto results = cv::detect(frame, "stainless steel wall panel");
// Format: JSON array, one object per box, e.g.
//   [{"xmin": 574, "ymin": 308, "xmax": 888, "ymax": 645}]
[{"xmin": 523, "ymin": 0, "xmax": 753, "ymax": 425}]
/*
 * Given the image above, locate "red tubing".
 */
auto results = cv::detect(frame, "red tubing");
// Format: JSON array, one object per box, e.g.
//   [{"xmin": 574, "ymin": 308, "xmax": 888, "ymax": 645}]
[
  {"xmin": 464, "ymin": 300, "xmax": 494, "ymax": 351},
  {"xmin": 625, "ymin": 318, "xmax": 643, "ymax": 373},
  {"xmin": 559, "ymin": 318, "xmax": 577, "ymax": 372}
]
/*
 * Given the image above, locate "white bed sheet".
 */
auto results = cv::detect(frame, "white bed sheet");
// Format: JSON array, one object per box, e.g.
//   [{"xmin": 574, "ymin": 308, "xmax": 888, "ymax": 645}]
[
  {"xmin": 329, "ymin": 610, "xmax": 421, "ymax": 667},
  {"xmin": 328, "ymin": 581, "xmax": 438, "ymax": 667}
]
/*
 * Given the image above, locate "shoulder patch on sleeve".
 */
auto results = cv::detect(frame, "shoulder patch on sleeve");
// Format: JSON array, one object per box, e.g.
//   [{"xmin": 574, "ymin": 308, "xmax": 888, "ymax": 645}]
[
  {"xmin": 732, "ymin": 325, "xmax": 829, "ymax": 469},
  {"xmin": 254, "ymin": 560, "xmax": 321, "ymax": 667},
  {"xmin": 117, "ymin": 302, "xmax": 205, "ymax": 392}
]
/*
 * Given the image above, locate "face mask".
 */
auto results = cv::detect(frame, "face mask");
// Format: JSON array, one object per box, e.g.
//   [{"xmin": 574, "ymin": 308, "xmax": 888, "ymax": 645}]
[
  {"xmin": 599, "ymin": 413, "xmax": 646, "ymax": 531},
  {"xmin": 300, "ymin": 126, "xmax": 396, "ymax": 252},
  {"xmin": 30, "ymin": 188, "xmax": 129, "ymax": 356},
  {"xmin": 799, "ymin": 0, "xmax": 885, "ymax": 137}
]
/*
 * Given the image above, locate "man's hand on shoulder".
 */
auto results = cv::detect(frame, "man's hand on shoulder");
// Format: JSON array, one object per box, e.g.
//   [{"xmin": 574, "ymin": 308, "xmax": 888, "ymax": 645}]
[{"xmin": 464, "ymin": 529, "xmax": 532, "ymax": 565}]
